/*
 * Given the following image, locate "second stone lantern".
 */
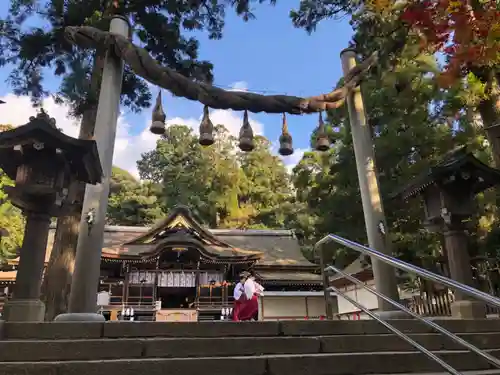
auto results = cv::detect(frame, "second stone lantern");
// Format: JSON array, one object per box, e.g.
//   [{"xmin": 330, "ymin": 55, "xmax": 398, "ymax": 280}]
[
  {"xmin": 0, "ymin": 111, "xmax": 102, "ymax": 322},
  {"xmin": 394, "ymin": 147, "xmax": 500, "ymax": 318}
]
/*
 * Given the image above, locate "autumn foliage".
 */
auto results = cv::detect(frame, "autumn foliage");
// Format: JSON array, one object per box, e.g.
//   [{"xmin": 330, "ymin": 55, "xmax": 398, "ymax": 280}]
[{"xmin": 370, "ymin": 0, "xmax": 499, "ymax": 86}]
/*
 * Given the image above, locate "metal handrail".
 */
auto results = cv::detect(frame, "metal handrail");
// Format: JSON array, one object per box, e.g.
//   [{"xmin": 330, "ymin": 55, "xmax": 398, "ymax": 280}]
[
  {"xmin": 316, "ymin": 234, "xmax": 500, "ymax": 309},
  {"xmin": 316, "ymin": 233, "xmax": 500, "ymax": 375},
  {"xmin": 327, "ymin": 263, "xmax": 500, "ymax": 370},
  {"xmin": 329, "ymin": 285, "xmax": 462, "ymax": 375}
]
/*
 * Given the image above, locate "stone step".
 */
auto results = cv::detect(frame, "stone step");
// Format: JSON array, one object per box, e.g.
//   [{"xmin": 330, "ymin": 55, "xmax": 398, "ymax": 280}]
[
  {"xmin": 2, "ymin": 319, "xmax": 500, "ymax": 340},
  {"xmin": 2, "ymin": 350, "xmax": 500, "ymax": 375},
  {"xmin": 1, "ymin": 333, "xmax": 500, "ymax": 362},
  {"xmin": 371, "ymin": 371, "xmax": 500, "ymax": 375}
]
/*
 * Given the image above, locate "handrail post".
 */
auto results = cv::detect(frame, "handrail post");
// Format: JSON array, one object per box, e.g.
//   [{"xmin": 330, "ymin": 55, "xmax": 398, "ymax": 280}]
[
  {"xmin": 319, "ymin": 244, "xmax": 334, "ymax": 319},
  {"xmin": 340, "ymin": 49, "xmax": 400, "ymax": 311},
  {"xmin": 321, "ymin": 233, "xmax": 500, "ymax": 309}
]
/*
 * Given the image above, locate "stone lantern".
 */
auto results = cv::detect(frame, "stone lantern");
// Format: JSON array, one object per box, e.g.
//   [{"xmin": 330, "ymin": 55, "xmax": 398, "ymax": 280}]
[
  {"xmin": 0, "ymin": 111, "xmax": 102, "ymax": 321},
  {"xmin": 393, "ymin": 147, "xmax": 500, "ymax": 319}
]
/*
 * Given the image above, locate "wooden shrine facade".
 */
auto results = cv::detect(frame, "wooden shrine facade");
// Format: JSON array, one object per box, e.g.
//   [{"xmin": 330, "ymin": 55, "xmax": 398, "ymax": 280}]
[{"xmin": 1, "ymin": 206, "xmax": 322, "ymax": 321}]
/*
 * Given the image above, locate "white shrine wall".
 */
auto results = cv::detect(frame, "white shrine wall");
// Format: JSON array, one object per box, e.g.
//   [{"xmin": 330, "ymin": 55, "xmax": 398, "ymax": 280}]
[{"xmin": 258, "ymin": 292, "xmax": 326, "ymax": 320}]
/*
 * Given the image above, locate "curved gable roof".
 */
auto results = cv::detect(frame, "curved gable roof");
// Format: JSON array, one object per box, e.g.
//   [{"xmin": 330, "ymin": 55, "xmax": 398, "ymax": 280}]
[{"xmin": 22, "ymin": 206, "xmax": 315, "ymax": 269}]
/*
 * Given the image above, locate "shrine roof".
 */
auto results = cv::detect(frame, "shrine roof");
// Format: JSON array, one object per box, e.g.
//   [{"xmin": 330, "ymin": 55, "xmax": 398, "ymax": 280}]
[
  {"xmin": 328, "ymin": 255, "xmax": 371, "ymax": 282},
  {"xmin": 24, "ymin": 206, "xmax": 316, "ymax": 268},
  {"xmin": 6, "ymin": 226, "xmax": 145, "ymax": 266},
  {"xmin": 392, "ymin": 147, "xmax": 500, "ymax": 200}
]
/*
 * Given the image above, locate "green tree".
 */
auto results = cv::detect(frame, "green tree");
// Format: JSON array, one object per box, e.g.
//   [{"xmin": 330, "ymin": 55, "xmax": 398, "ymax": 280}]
[
  {"xmin": 1, "ymin": 0, "xmax": 275, "ymax": 319},
  {"xmin": 237, "ymin": 136, "xmax": 293, "ymax": 228},
  {"xmin": 138, "ymin": 124, "xmax": 242, "ymax": 226},
  {"xmin": 0, "ymin": 0, "xmax": 277, "ymax": 107},
  {"xmin": 107, "ymin": 167, "xmax": 164, "ymax": 226},
  {"xmin": 137, "ymin": 124, "xmax": 295, "ymax": 229},
  {"xmin": 289, "ymin": 0, "xmax": 500, "ymax": 165},
  {"xmin": 0, "ymin": 124, "xmax": 24, "ymax": 265},
  {"xmin": 290, "ymin": 22, "xmax": 491, "ymax": 292},
  {"xmin": 0, "ymin": 172, "xmax": 24, "ymax": 264}
]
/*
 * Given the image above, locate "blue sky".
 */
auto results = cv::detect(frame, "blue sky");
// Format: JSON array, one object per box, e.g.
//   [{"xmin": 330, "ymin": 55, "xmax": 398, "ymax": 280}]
[{"xmin": 0, "ymin": 1, "xmax": 353, "ymax": 175}]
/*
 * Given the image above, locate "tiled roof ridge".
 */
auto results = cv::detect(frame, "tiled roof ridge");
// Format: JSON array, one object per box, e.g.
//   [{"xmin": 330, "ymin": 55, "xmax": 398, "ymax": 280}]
[{"xmin": 47, "ymin": 224, "xmax": 296, "ymax": 237}]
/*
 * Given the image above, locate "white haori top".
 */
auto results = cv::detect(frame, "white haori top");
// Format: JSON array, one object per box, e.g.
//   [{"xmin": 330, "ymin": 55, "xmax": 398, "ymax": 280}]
[
  {"xmin": 244, "ymin": 278, "xmax": 265, "ymax": 299},
  {"xmin": 233, "ymin": 282, "xmax": 244, "ymax": 300}
]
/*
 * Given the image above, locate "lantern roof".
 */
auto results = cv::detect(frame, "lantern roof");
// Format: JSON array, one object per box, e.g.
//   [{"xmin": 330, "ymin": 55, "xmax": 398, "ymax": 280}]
[
  {"xmin": 0, "ymin": 112, "xmax": 102, "ymax": 184},
  {"xmin": 392, "ymin": 147, "xmax": 500, "ymax": 200}
]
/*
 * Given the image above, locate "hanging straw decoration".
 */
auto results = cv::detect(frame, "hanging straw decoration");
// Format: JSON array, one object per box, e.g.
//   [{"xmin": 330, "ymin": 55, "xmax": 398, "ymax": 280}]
[
  {"xmin": 238, "ymin": 110, "xmax": 254, "ymax": 152},
  {"xmin": 149, "ymin": 91, "xmax": 166, "ymax": 135},
  {"xmin": 278, "ymin": 113, "xmax": 293, "ymax": 156},
  {"xmin": 315, "ymin": 111, "xmax": 330, "ymax": 152},
  {"xmin": 199, "ymin": 105, "xmax": 214, "ymax": 146}
]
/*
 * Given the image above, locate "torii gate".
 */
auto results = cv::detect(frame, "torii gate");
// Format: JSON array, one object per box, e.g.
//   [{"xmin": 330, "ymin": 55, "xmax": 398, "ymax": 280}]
[{"xmin": 55, "ymin": 15, "xmax": 399, "ymax": 321}]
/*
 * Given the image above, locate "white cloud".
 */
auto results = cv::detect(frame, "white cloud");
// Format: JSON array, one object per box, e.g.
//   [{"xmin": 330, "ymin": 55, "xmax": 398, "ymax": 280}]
[
  {"xmin": 0, "ymin": 94, "xmax": 81, "ymax": 138},
  {"xmin": 0, "ymin": 93, "xmax": 145, "ymax": 178},
  {"xmin": 283, "ymin": 148, "xmax": 306, "ymax": 173},
  {"xmin": 270, "ymin": 138, "xmax": 306, "ymax": 173},
  {"xmin": 165, "ymin": 108, "xmax": 263, "ymax": 137},
  {"xmin": 0, "ymin": 93, "xmax": 266, "ymax": 179},
  {"xmin": 0, "ymin": 92, "xmax": 305, "ymax": 178},
  {"xmin": 229, "ymin": 81, "xmax": 248, "ymax": 92},
  {"xmin": 115, "ymin": 107, "xmax": 266, "ymax": 177}
]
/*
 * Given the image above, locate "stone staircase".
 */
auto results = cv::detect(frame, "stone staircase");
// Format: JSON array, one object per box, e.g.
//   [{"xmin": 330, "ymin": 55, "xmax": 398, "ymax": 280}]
[{"xmin": 1, "ymin": 319, "xmax": 500, "ymax": 375}]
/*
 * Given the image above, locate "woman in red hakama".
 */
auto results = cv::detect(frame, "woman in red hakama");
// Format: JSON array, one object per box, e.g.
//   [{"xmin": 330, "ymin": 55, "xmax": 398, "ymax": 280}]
[
  {"xmin": 232, "ymin": 273, "xmax": 248, "ymax": 321},
  {"xmin": 233, "ymin": 274, "xmax": 263, "ymax": 321},
  {"xmin": 237, "ymin": 292, "xmax": 259, "ymax": 321}
]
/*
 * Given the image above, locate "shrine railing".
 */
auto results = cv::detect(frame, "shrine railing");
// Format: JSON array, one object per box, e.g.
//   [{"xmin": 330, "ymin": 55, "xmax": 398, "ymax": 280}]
[
  {"xmin": 315, "ymin": 233, "xmax": 500, "ymax": 375},
  {"xmin": 100, "ymin": 294, "xmax": 232, "ymax": 311},
  {"xmin": 102, "ymin": 295, "xmax": 156, "ymax": 310},
  {"xmin": 197, "ymin": 296, "xmax": 234, "ymax": 310}
]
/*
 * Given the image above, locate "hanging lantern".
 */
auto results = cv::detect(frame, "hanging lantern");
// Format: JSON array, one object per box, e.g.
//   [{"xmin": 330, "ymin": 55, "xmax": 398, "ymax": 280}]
[
  {"xmin": 238, "ymin": 110, "xmax": 254, "ymax": 152},
  {"xmin": 149, "ymin": 91, "xmax": 166, "ymax": 135},
  {"xmin": 315, "ymin": 112, "xmax": 330, "ymax": 152},
  {"xmin": 278, "ymin": 113, "xmax": 293, "ymax": 156},
  {"xmin": 199, "ymin": 105, "xmax": 214, "ymax": 146}
]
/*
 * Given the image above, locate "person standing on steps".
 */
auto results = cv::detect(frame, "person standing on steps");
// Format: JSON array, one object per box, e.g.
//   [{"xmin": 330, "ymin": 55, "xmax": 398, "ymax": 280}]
[
  {"xmin": 232, "ymin": 272, "xmax": 249, "ymax": 321},
  {"xmin": 238, "ymin": 272, "xmax": 264, "ymax": 321}
]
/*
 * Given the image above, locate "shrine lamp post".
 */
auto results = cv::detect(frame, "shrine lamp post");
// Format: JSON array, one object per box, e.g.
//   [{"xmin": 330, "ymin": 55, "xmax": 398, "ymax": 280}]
[
  {"xmin": 393, "ymin": 147, "xmax": 500, "ymax": 319},
  {"xmin": 0, "ymin": 111, "xmax": 102, "ymax": 322}
]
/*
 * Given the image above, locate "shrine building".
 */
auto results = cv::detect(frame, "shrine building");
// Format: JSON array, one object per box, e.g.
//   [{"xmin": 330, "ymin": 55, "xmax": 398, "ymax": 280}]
[{"xmin": 1, "ymin": 206, "xmax": 325, "ymax": 321}]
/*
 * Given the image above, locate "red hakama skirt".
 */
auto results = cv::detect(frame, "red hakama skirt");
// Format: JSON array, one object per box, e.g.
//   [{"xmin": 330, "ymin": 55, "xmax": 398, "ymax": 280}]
[
  {"xmin": 235, "ymin": 294, "xmax": 258, "ymax": 321},
  {"xmin": 232, "ymin": 299, "xmax": 243, "ymax": 321}
]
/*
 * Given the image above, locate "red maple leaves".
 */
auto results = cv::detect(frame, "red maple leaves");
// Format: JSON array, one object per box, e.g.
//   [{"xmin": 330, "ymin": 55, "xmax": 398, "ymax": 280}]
[{"xmin": 401, "ymin": 0, "xmax": 499, "ymax": 85}]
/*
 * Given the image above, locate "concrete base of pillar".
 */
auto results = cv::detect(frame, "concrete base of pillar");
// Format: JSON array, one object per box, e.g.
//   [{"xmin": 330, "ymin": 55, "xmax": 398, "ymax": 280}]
[
  {"xmin": 54, "ymin": 313, "xmax": 105, "ymax": 322},
  {"xmin": 377, "ymin": 310, "xmax": 411, "ymax": 320},
  {"xmin": 451, "ymin": 300, "xmax": 486, "ymax": 319},
  {"xmin": 2, "ymin": 299, "xmax": 45, "ymax": 322}
]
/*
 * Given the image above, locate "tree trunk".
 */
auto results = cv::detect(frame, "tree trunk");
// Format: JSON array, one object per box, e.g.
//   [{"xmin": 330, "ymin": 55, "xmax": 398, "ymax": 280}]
[
  {"xmin": 475, "ymin": 69, "xmax": 500, "ymax": 166},
  {"xmin": 41, "ymin": 53, "xmax": 104, "ymax": 320},
  {"xmin": 479, "ymin": 92, "xmax": 500, "ymax": 166},
  {"xmin": 41, "ymin": 213, "xmax": 79, "ymax": 319}
]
